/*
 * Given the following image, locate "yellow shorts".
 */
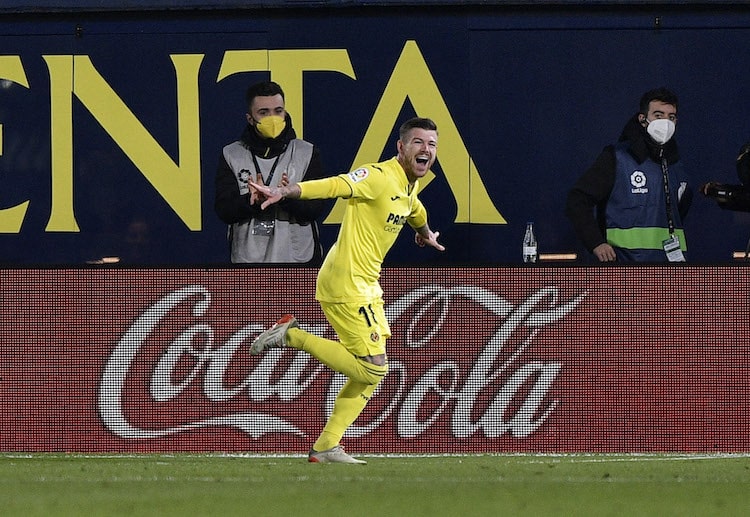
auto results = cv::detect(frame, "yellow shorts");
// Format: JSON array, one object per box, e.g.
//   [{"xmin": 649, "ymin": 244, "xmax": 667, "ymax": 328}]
[{"xmin": 321, "ymin": 300, "xmax": 390, "ymax": 358}]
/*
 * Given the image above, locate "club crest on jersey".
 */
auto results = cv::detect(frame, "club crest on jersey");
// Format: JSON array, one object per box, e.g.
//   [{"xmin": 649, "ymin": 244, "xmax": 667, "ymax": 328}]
[
  {"xmin": 348, "ymin": 168, "xmax": 369, "ymax": 183},
  {"xmin": 370, "ymin": 331, "xmax": 380, "ymax": 342}
]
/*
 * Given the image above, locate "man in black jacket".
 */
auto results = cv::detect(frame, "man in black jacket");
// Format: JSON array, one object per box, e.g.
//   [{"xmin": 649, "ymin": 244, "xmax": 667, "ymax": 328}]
[
  {"xmin": 214, "ymin": 81, "xmax": 329, "ymax": 264},
  {"xmin": 701, "ymin": 142, "xmax": 750, "ymax": 212},
  {"xmin": 565, "ymin": 87, "xmax": 693, "ymax": 262}
]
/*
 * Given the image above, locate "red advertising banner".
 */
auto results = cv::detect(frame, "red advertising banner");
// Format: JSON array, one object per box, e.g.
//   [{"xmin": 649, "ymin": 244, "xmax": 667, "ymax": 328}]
[{"xmin": 0, "ymin": 267, "xmax": 748, "ymax": 453}]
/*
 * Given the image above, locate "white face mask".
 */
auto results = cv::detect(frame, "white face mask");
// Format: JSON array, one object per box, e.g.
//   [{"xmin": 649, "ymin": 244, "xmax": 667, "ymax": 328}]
[{"xmin": 645, "ymin": 118, "xmax": 676, "ymax": 145}]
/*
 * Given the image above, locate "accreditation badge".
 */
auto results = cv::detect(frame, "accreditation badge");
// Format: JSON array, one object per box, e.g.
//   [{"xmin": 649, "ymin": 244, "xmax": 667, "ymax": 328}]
[
  {"xmin": 663, "ymin": 234, "xmax": 685, "ymax": 262},
  {"xmin": 252, "ymin": 218, "xmax": 275, "ymax": 236}
]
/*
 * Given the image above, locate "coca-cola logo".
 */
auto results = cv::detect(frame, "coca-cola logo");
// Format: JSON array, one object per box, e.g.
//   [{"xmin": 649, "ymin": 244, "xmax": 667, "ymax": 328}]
[{"xmin": 98, "ymin": 284, "xmax": 586, "ymax": 441}]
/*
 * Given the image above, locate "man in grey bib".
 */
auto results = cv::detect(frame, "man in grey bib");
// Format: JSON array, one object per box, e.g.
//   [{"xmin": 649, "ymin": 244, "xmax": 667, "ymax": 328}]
[{"xmin": 215, "ymin": 81, "xmax": 329, "ymax": 264}]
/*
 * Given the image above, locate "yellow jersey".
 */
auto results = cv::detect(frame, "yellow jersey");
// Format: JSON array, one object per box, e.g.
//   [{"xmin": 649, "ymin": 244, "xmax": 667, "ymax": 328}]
[{"xmin": 299, "ymin": 156, "xmax": 428, "ymax": 303}]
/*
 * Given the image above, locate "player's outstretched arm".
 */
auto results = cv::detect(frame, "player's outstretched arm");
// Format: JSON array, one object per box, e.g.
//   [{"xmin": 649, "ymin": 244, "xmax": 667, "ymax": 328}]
[
  {"xmin": 247, "ymin": 180, "xmax": 301, "ymax": 210},
  {"xmin": 414, "ymin": 224, "xmax": 445, "ymax": 251}
]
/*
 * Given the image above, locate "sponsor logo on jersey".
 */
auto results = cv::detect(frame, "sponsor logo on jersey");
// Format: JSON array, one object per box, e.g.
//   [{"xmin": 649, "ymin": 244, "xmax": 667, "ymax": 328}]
[{"xmin": 386, "ymin": 213, "xmax": 408, "ymax": 226}]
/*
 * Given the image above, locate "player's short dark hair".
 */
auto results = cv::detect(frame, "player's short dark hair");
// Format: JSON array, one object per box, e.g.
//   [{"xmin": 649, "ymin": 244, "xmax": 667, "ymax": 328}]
[
  {"xmin": 639, "ymin": 87, "xmax": 678, "ymax": 114},
  {"xmin": 246, "ymin": 81, "xmax": 285, "ymax": 109},
  {"xmin": 399, "ymin": 117, "xmax": 438, "ymax": 141}
]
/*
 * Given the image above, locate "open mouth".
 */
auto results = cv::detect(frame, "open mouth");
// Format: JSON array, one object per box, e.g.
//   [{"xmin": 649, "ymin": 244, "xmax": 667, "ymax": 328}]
[{"xmin": 416, "ymin": 156, "xmax": 429, "ymax": 165}]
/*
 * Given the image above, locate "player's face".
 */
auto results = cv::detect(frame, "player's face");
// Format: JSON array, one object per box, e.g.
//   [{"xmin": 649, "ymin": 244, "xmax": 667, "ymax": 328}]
[{"xmin": 398, "ymin": 128, "xmax": 438, "ymax": 183}]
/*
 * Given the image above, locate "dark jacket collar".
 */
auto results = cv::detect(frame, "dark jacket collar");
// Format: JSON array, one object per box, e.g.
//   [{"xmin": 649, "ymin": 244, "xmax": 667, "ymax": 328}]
[{"xmin": 618, "ymin": 114, "xmax": 680, "ymax": 165}]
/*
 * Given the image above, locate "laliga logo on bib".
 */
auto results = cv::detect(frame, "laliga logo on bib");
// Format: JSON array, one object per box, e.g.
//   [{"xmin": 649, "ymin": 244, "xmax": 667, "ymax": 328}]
[{"xmin": 630, "ymin": 170, "xmax": 648, "ymax": 194}]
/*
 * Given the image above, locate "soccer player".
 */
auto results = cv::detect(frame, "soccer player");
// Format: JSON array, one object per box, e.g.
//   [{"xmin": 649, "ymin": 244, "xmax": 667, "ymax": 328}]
[{"xmin": 248, "ymin": 117, "xmax": 445, "ymax": 464}]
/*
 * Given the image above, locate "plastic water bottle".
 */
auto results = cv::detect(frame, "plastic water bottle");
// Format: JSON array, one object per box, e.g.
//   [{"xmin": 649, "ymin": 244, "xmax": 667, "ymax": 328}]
[{"xmin": 523, "ymin": 222, "xmax": 538, "ymax": 263}]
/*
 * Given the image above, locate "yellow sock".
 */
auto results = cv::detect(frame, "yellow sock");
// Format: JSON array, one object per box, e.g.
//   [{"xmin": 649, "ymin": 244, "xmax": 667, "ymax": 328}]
[
  {"xmin": 287, "ymin": 328, "xmax": 387, "ymax": 385},
  {"xmin": 313, "ymin": 380, "xmax": 378, "ymax": 452}
]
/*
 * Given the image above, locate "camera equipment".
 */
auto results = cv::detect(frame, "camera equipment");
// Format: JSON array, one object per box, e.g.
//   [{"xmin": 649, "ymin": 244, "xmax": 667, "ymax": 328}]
[{"xmin": 702, "ymin": 142, "xmax": 750, "ymax": 259}]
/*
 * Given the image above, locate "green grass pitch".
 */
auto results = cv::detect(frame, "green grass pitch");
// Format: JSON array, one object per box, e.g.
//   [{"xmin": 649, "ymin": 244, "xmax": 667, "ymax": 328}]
[{"xmin": 2, "ymin": 453, "xmax": 750, "ymax": 516}]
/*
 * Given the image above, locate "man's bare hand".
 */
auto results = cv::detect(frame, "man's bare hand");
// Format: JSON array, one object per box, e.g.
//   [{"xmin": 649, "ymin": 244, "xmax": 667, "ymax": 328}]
[
  {"xmin": 249, "ymin": 172, "xmax": 264, "ymax": 206},
  {"xmin": 593, "ymin": 242, "xmax": 617, "ymax": 262},
  {"xmin": 248, "ymin": 179, "xmax": 283, "ymax": 209}
]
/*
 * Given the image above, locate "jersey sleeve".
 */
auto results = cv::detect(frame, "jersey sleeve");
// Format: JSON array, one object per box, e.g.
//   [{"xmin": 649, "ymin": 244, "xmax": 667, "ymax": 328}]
[
  {"xmin": 338, "ymin": 165, "xmax": 387, "ymax": 200},
  {"xmin": 298, "ymin": 176, "xmax": 353, "ymax": 200},
  {"xmin": 407, "ymin": 196, "xmax": 428, "ymax": 229}
]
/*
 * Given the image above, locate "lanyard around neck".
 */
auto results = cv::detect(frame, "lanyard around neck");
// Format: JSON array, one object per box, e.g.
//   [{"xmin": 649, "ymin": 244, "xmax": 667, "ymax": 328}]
[
  {"xmin": 659, "ymin": 148, "xmax": 676, "ymax": 235},
  {"xmin": 250, "ymin": 153, "xmax": 281, "ymax": 186}
]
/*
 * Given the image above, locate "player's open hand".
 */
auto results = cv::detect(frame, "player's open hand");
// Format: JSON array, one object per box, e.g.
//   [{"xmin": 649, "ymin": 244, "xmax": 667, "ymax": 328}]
[{"xmin": 415, "ymin": 230, "xmax": 445, "ymax": 251}]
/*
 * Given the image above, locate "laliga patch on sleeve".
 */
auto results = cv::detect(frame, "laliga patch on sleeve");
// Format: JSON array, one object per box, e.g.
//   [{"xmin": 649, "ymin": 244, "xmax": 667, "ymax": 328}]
[{"xmin": 347, "ymin": 168, "xmax": 369, "ymax": 183}]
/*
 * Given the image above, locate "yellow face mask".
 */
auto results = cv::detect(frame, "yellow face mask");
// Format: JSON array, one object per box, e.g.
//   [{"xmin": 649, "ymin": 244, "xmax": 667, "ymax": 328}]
[{"xmin": 255, "ymin": 115, "xmax": 286, "ymax": 139}]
